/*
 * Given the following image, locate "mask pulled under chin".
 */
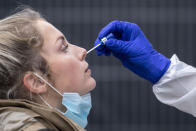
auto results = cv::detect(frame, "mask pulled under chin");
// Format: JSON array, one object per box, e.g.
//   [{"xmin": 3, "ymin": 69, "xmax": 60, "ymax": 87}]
[
  {"xmin": 33, "ymin": 72, "xmax": 92, "ymax": 129},
  {"xmin": 62, "ymin": 92, "xmax": 92, "ymax": 128}
]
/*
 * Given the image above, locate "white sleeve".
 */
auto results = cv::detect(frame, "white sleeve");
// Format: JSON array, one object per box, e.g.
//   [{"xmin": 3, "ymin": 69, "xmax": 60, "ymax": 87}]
[{"xmin": 153, "ymin": 54, "xmax": 196, "ymax": 117}]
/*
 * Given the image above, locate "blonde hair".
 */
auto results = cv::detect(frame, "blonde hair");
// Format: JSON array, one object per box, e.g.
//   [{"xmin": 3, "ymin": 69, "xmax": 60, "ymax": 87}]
[{"xmin": 0, "ymin": 7, "xmax": 49, "ymax": 99}]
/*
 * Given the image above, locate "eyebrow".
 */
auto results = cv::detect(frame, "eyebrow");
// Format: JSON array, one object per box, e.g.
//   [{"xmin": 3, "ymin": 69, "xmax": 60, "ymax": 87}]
[
  {"xmin": 55, "ymin": 35, "xmax": 64, "ymax": 43},
  {"xmin": 55, "ymin": 36, "xmax": 65, "ymax": 44}
]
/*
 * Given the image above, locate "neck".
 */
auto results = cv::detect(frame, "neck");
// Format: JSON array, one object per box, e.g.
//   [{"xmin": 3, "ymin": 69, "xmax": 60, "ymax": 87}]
[{"xmin": 34, "ymin": 93, "xmax": 66, "ymax": 112}]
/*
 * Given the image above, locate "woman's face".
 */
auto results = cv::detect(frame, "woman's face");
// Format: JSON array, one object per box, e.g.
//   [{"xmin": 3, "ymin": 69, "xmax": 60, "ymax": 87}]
[{"xmin": 36, "ymin": 20, "xmax": 96, "ymax": 96}]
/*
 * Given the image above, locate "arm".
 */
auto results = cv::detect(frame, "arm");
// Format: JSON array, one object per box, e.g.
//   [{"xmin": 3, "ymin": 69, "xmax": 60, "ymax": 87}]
[{"xmin": 153, "ymin": 54, "xmax": 196, "ymax": 117}]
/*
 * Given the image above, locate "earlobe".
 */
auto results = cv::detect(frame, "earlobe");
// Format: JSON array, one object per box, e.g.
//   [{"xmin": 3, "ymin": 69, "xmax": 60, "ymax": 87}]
[{"xmin": 23, "ymin": 72, "xmax": 47, "ymax": 94}]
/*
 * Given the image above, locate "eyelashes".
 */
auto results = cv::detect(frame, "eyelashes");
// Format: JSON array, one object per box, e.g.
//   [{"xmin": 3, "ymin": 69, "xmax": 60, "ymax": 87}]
[{"xmin": 60, "ymin": 38, "xmax": 68, "ymax": 52}]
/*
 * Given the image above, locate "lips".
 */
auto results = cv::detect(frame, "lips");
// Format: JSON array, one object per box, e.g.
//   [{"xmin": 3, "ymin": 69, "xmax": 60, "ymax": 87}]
[{"xmin": 85, "ymin": 65, "xmax": 89, "ymax": 72}]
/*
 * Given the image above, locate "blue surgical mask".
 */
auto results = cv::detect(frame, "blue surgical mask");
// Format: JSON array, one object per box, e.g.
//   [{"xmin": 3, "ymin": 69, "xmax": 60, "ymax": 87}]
[
  {"xmin": 62, "ymin": 93, "xmax": 91, "ymax": 128},
  {"xmin": 33, "ymin": 73, "xmax": 92, "ymax": 128}
]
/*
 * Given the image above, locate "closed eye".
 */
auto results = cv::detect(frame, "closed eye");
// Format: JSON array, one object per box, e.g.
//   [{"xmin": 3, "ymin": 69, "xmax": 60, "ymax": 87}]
[{"xmin": 60, "ymin": 37, "xmax": 68, "ymax": 52}]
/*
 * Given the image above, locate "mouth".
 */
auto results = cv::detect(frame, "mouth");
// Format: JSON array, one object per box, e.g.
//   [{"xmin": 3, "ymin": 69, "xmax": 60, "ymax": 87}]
[{"xmin": 85, "ymin": 65, "xmax": 89, "ymax": 72}]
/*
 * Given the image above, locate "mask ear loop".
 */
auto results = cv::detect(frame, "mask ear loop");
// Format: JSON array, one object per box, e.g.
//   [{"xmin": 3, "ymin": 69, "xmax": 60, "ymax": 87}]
[
  {"xmin": 33, "ymin": 73, "xmax": 63, "ymax": 109},
  {"xmin": 38, "ymin": 94, "xmax": 53, "ymax": 108},
  {"xmin": 33, "ymin": 73, "xmax": 63, "ymax": 96},
  {"xmin": 29, "ymin": 85, "xmax": 52, "ymax": 108}
]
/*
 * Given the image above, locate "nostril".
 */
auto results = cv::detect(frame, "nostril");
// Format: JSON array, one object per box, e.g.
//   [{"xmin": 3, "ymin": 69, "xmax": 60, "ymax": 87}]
[{"xmin": 81, "ymin": 48, "xmax": 87, "ymax": 60}]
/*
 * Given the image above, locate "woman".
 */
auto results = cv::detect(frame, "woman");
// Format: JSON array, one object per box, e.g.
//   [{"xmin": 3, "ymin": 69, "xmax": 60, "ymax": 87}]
[{"xmin": 0, "ymin": 7, "xmax": 96, "ymax": 131}]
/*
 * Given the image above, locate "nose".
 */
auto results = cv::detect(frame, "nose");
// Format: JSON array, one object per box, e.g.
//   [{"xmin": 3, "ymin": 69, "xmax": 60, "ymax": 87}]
[
  {"xmin": 78, "ymin": 47, "xmax": 87, "ymax": 61},
  {"xmin": 81, "ymin": 48, "xmax": 87, "ymax": 61},
  {"xmin": 71, "ymin": 44, "xmax": 87, "ymax": 61}
]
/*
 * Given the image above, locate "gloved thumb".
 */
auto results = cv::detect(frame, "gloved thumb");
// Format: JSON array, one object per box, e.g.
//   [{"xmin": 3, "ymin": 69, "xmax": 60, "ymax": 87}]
[{"xmin": 105, "ymin": 38, "xmax": 129, "ymax": 55}]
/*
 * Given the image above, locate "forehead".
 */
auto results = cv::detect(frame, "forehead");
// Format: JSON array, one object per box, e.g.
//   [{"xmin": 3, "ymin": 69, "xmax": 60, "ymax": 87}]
[{"xmin": 35, "ymin": 20, "xmax": 63, "ymax": 42}]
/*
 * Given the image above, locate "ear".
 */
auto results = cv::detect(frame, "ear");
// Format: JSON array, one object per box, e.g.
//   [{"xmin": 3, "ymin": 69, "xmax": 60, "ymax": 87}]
[{"xmin": 23, "ymin": 72, "xmax": 47, "ymax": 94}]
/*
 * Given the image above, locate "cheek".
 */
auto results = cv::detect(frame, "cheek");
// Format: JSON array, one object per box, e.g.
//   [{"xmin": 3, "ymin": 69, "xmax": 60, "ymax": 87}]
[
  {"xmin": 50, "ymin": 58, "xmax": 84, "ymax": 92},
  {"xmin": 64, "ymin": 62, "xmax": 87, "ymax": 94},
  {"xmin": 68, "ymin": 64, "xmax": 85, "ymax": 90}
]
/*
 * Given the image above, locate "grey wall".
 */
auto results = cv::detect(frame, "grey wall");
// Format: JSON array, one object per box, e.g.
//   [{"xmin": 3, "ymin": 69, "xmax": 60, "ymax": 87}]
[{"xmin": 0, "ymin": 0, "xmax": 196, "ymax": 130}]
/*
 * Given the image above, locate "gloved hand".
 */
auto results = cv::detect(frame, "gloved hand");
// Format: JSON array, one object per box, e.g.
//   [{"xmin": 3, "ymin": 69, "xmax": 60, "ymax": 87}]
[{"xmin": 94, "ymin": 20, "xmax": 171, "ymax": 83}]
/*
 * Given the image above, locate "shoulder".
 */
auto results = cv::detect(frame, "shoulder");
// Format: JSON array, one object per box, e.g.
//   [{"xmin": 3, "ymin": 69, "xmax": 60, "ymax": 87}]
[
  {"xmin": 0, "ymin": 110, "xmax": 50, "ymax": 131},
  {"xmin": 0, "ymin": 99, "xmax": 84, "ymax": 131}
]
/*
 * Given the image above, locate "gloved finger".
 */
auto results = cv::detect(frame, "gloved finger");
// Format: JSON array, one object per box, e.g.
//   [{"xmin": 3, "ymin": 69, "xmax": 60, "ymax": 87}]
[
  {"xmin": 104, "ymin": 38, "xmax": 130, "ymax": 55},
  {"xmin": 94, "ymin": 37, "xmax": 107, "ymax": 55},
  {"xmin": 97, "ymin": 20, "xmax": 123, "ymax": 39},
  {"xmin": 94, "ymin": 38, "xmax": 105, "ymax": 51},
  {"xmin": 96, "ymin": 49, "xmax": 104, "ymax": 56},
  {"xmin": 104, "ymin": 48, "xmax": 111, "ymax": 56},
  {"xmin": 94, "ymin": 35, "xmax": 113, "ymax": 56},
  {"xmin": 95, "ymin": 46, "xmax": 111, "ymax": 56},
  {"xmin": 94, "ymin": 37, "xmax": 103, "ymax": 50}
]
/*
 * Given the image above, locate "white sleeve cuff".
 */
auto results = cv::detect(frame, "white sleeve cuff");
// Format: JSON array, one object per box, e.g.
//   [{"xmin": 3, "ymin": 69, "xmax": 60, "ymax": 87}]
[{"xmin": 153, "ymin": 54, "xmax": 196, "ymax": 117}]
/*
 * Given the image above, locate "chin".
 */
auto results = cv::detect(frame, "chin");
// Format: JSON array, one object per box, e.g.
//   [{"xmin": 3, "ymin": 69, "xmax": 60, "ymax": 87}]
[
  {"xmin": 85, "ymin": 78, "xmax": 96, "ymax": 94},
  {"xmin": 89, "ymin": 78, "xmax": 96, "ymax": 91}
]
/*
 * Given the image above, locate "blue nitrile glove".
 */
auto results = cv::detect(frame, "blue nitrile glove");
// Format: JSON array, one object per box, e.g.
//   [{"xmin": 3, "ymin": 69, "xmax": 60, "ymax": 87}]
[{"xmin": 94, "ymin": 20, "xmax": 171, "ymax": 83}]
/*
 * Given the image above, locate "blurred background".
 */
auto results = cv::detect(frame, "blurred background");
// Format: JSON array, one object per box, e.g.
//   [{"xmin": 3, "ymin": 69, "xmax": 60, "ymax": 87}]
[{"xmin": 0, "ymin": 0, "xmax": 196, "ymax": 130}]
